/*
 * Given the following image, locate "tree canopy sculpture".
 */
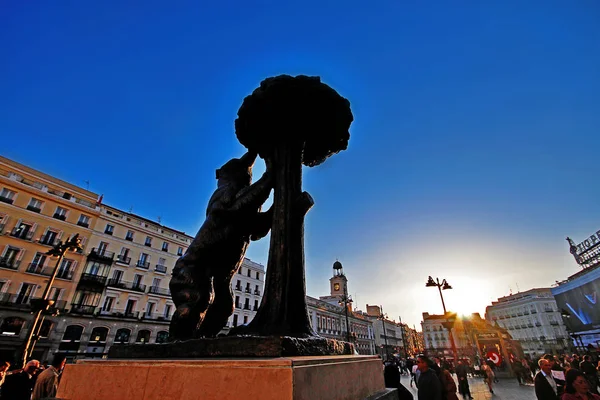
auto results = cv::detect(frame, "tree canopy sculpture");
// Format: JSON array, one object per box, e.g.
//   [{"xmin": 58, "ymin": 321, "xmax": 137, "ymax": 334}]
[{"xmin": 233, "ymin": 75, "xmax": 353, "ymax": 337}]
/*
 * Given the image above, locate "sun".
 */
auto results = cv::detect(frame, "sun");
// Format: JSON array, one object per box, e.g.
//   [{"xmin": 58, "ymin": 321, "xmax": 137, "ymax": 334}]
[{"xmin": 441, "ymin": 278, "xmax": 490, "ymax": 317}]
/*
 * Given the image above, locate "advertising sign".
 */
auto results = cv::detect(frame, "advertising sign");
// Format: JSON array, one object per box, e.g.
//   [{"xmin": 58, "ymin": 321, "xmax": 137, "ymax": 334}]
[{"xmin": 552, "ymin": 266, "xmax": 600, "ymax": 332}]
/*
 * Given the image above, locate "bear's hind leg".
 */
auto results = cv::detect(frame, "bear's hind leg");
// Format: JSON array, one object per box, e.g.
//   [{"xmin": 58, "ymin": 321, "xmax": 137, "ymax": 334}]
[
  {"xmin": 169, "ymin": 267, "xmax": 214, "ymax": 341},
  {"xmin": 196, "ymin": 276, "xmax": 234, "ymax": 338}
]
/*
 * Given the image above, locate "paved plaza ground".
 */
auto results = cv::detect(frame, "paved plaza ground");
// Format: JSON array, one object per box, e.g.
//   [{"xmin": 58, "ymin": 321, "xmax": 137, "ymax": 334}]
[{"xmin": 399, "ymin": 374, "xmax": 536, "ymax": 400}]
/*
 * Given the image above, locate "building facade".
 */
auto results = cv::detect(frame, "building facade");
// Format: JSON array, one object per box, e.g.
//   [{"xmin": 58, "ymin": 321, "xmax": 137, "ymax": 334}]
[
  {"xmin": 307, "ymin": 261, "xmax": 376, "ymax": 355},
  {"xmin": 364, "ymin": 304, "xmax": 407, "ymax": 358},
  {"xmin": 229, "ymin": 259, "xmax": 265, "ymax": 329},
  {"xmin": 486, "ymin": 288, "xmax": 570, "ymax": 356},
  {"xmin": 0, "ymin": 155, "xmax": 265, "ymax": 363},
  {"xmin": 422, "ymin": 312, "xmax": 524, "ymax": 370}
]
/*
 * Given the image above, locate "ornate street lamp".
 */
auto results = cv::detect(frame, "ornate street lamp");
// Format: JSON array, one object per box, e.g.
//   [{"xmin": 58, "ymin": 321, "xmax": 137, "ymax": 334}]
[
  {"xmin": 20, "ymin": 234, "xmax": 82, "ymax": 367},
  {"xmin": 338, "ymin": 291, "xmax": 353, "ymax": 343},
  {"xmin": 378, "ymin": 306, "xmax": 389, "ymax": 359},
  {"xmin": 426, "ymin": 276, "xmax": 458, "ymax": 363}
]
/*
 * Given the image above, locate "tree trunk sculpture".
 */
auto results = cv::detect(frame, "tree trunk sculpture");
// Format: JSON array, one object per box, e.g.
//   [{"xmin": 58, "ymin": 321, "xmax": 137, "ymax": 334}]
[{"xmin": 233, "ymin": 75, "xmax": 353, "ymax": 337}]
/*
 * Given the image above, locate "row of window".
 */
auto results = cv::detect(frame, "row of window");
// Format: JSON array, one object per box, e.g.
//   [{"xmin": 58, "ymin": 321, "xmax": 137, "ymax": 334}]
[
  {"xmin": 96, "ymin": 241, "xmax": 171, "ymax": 273},
  {"xmin": 234, "ymin": 280, "xmax": 262, "ymax": 295},
  {"xmin": 103, "ymin": 224, "xmax": 184, "ymax": 255},
  {"xmin": 0, "ymin": 187, "xmax": 186, "ymax": 256},
  {"xmin": 489, "ymin": 302, "xmax": 556, "ymax": 319},
  {"xmin": 237, "ymin": 267, "xmax": 262, "ymax": 281},
  {"xmin": 0, "ymin": 189, "xmax": 93, "ymax": 228},
  {"xmin": 234, "ymin": 296, "xmax": 259, "ymax": 311},
  {"xmin": 0, "ymin": 317, "xmax": 170, "ymax": 345}
]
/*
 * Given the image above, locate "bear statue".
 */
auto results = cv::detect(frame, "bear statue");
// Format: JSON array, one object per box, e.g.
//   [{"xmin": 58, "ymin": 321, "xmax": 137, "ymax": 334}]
[{"xmin": 169, "ymin": 151, "xmax": 273, "ymax": 340}]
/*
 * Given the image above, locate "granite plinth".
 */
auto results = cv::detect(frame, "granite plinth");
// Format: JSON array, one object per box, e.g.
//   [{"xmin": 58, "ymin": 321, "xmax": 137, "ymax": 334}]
[
  {"xmin": 56, "ymin": 356, "xmax": 392, "ymax": 400},
  {"xmin": 108, "ymin": 335, "xmax": 354, "ymax": 359}
]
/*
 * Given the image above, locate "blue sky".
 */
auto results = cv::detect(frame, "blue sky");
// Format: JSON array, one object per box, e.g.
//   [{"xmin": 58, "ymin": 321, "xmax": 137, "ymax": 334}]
[{"xmin": 2, "ymin": 1, "xmax": 599, "ymax": 327}]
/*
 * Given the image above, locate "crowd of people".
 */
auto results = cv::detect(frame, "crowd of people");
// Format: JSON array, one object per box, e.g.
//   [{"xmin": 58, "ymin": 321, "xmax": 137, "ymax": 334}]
[
  {"xmin": 0, "ymin": 354, "xmax": 67, "ymax": 400},
  {"xmin": 382, "ymin": 352, "xmax": 600, "ymax": 400}
]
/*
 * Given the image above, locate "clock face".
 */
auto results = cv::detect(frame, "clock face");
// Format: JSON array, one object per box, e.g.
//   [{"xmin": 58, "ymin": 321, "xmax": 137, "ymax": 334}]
[{"xmin": 334, "ymin": 283, "xmax": 340, "ymax": 291}]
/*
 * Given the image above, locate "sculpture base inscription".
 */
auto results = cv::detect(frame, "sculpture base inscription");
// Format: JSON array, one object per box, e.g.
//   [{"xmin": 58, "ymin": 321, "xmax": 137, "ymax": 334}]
[{"xmin": 108, "ymin": 335, "xmax": 355, "ymax": 359}]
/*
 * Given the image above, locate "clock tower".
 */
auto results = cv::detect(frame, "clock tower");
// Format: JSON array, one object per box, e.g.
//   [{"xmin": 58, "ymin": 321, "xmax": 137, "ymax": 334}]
[{"xmin": 330, "ymin": 260, "xmax": 348, "ymax": 297}]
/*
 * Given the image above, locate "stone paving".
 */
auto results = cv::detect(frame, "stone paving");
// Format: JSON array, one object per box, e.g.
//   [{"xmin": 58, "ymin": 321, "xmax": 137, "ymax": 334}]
[{"xmin": 399, "ymin": 374, "xmax": 536, "ymax": 400}]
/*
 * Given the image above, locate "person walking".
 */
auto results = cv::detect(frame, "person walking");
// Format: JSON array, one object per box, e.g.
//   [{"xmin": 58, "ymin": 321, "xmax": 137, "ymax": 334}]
[
  {"xmin": 561, "ymin": 369, "xmax": 600, "ymax": 400},
  {"xmin": 579, "ymin": 355, "xmax": 599, "ymax": 395},
  {"xmin": 0, "ymin": 360, "xmax": 40, "ymax": 400},
  {"xmin": 439, "ymin": 365, "xmax": 459, "ymax": 400},
  {"xmin": 417, "ymin": 355, "xmax": 442, "ymax": 400},
  {"xmin": 455, "ymin": 360, "xmax": 473, "ymax": 399},
  {"xmin": 481, "ymin": 363, "xmax": 495, "ymax": 394},
  {"xmin": 32, "ymin": 354, "xmax": 66, "ymax": 400},
  {"xmin": 534, "ymin": 358, "xmax": 560, "ymax": 400}
]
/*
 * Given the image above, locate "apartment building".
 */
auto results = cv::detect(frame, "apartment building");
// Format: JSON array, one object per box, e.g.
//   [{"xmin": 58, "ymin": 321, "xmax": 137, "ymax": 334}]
[
  {"xmin": 486, "ymin": 288, "xmax": 570, "ymax": 356},
  {"xmin": 229, "ymin": 258, "xmax": 265, "ymax": 329}
]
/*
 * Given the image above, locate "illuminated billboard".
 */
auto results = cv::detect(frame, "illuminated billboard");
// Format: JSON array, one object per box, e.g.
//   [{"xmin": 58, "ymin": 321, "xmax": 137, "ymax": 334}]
[{"xmin": 552, "ymin": 266, "xmax": 600, "ymax": 333}]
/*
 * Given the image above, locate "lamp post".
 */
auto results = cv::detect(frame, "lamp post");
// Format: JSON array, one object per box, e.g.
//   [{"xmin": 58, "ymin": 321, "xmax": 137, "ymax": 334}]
[
  {"xmin": 20, "ymin": 234, "xmax": 82, "ymax": 367},
  {"xmin": 378, "ymin": 306, "xmax": 389, "ymax": 360},
  {"xmin": 426, "ymin": 276, "xmax": 459, "ymax": 364},
  {"xmin": 338, "ymin": 286, "xmax": 353, "ymax": 343},
  {"xmin": 398, "ymin": 316, "xmax": 407, "ymax": 358}
]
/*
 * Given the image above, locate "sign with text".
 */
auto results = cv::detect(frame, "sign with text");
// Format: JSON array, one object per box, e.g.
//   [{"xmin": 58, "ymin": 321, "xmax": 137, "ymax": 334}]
[{"xmin": 476, "ymin": 332, "xmax": 499, "ymax": 340}]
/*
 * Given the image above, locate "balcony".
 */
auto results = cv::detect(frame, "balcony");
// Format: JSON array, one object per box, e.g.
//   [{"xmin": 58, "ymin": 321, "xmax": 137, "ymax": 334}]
[
  {"xmin": 78, "ymin": 273, "xmax": 108, "ymax": 286},
  {"xmin": 76, "ymin": 221, "xmax": 89, "ymax": 228},
  {"xmin": 88, "ymin": 248, "xmax": 114, "ymax": 263},
  {"xmin": 243, "ymin": 304, "xmax": 251, "ymax": 310},
  {"xmin": 125, "ymin": 236, "xmax": 133, "ymax": 242},
  {"xmin": 245, "ymin": 288, "xmax": 252, "ymax": 294},
  {"xmin": 253, "ymin": 305, "xmax": 259, "ymax": 311},
  {"xmin": 115, "ymin": 255, "xmax": 131, "ymax": 265},
  {"xmin": 26, "ymin": 205, "xmax": 42, "ymax": 213},
  {"xmin": 135, "ymin": 260, "xmax": 150, "ymax": 270},
  {"xmin": 70, "ymin": 304, "xmax": 96, "ymax": 315},
  {"xmin": 235, "ymin": 303, "xmax": 241, "ymax": 309},
  {"xmin": 10, "ymin": 229, "xmax": 34, "ymax": 241},
  {"xmin": 141, "ymin": 312, "xmax": 164, "ymax": 321},
  {"xmin": 26, "ymin": 263, "xmax": 53, "ymax": 277},
  {"xmin": 155, "ymin": 265, "xmax": 167, "ymax": 274},
  {"xmin": 148, "ymin": 286, "xmax": 170, "ymax": 296},
  {"xmin": 0, "ymin": 196, "xmax": 14, "ymax": 204},
  {"xmin": 254, "ymin": 290, "xmax": 261, "ymax": 296},
  {"xmin": 106, "ymin": 279, "xmax": 146, "ymax": 293},
  {"xmin": 544, "ymin": 308, "xmax": 553, "ymax": 313},
  {"xmin": 0, "ymin": 294, "xmax": 66, "ymax": 312},
  {"xmin": 549, "ymin": 321, "xmax": 559, "ymax": 326},
  {"xmin": 535, "ymin": 322, "xmax": 542, "ymax": 327},
  {"xmin": 0, "ymin": 258, "xmax": 20, "ymax": 270},
  {"xmin": 53, "ymin": 213, "xmax": 67, "ymax": 221},
  {"xmin": 235, "ymin": 286, "xmax": 242, "ymax": 291},
  {"xmin": 531, "ymin": 310, "xmax": 537, "ymax": 314},
  {"xmin": 104, "ymin": 309, "xmax": 139, "ymax": 319},
  {"xmin": 527, "ymin": 323, "xmax": 533, "ymax": 328}
]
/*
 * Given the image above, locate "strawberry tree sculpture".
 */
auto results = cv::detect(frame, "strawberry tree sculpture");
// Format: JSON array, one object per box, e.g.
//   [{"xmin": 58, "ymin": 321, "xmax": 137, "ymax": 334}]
[{"xmin": 234, "ymin": 75, "xmax": 353, "ymax": 337}]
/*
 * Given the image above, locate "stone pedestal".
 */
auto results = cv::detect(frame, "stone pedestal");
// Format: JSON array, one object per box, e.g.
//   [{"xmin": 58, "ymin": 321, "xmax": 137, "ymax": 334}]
[{"xmin": 56, "ymin": 355, "xmax": 398, "ymax": 400}]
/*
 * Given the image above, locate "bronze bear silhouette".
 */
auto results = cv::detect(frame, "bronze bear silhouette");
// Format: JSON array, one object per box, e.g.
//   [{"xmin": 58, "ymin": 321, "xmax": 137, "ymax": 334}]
[{"xmin": 169, "ymin": 151, "xmax": 273, "ymax": 340}]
